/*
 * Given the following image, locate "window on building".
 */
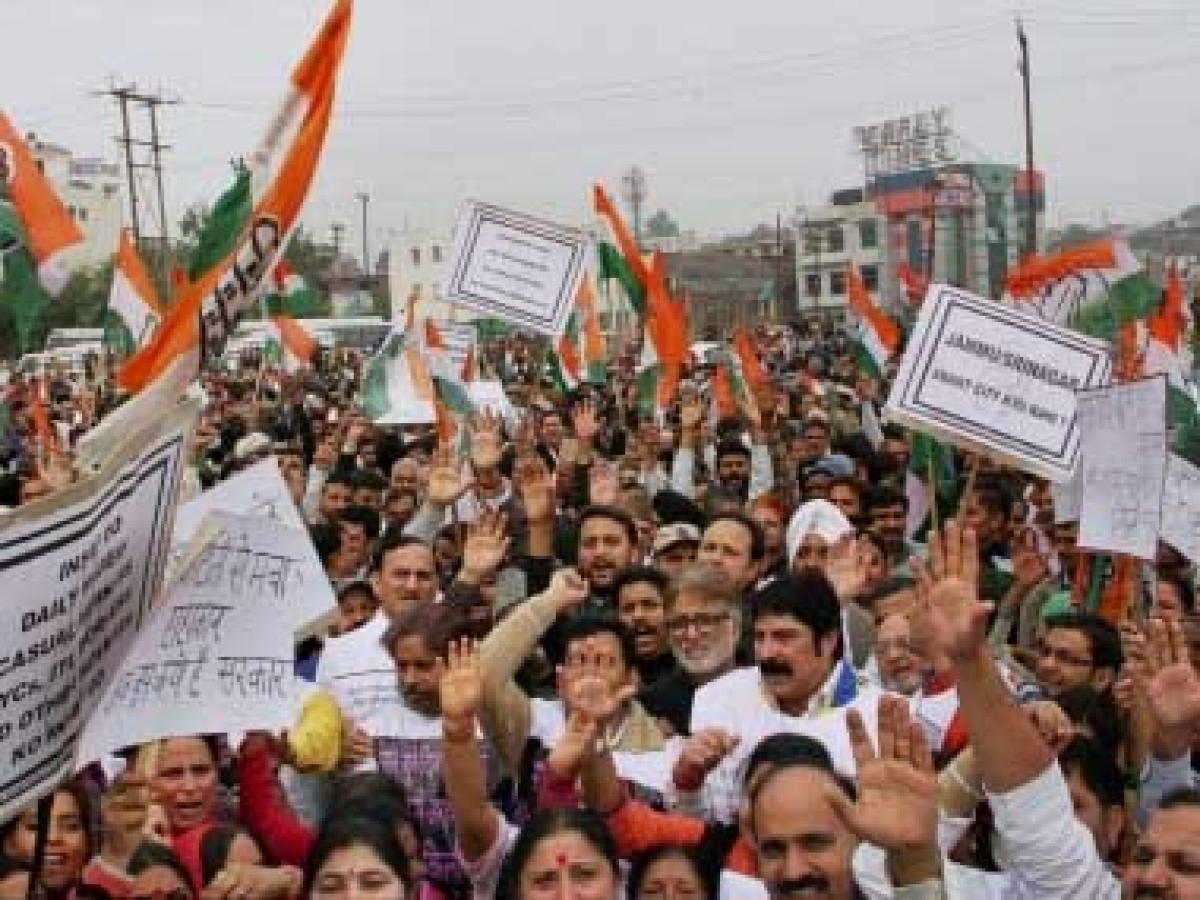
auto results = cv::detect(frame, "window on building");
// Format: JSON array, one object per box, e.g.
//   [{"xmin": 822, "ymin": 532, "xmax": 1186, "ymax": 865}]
[
  {"xmin": 805, "ymin": 271, "xmax": 822, "ymax": 298},
  {"xmin": 829, "ymin": 270, "xmax": 847, "ymax": 296},
  {"xmin": 861, "ymin": 264, "xmax": 879, "ymax": 291},
  {"xmin": 77, "ymin": 207, "xmax": 88, "ymax": 223},
  {"xmin": 803, "ymin": 231, "xmax": 821, "ymax": 254},
  {"xmin": 431, "ymin": 245, "xmax": 442, "ymax": 263},
  {"xmin": 411, "ymin": 248, "xmax": 421, "ymax": 266},
  {"xmin": 859, "ymin": 220, "xmax": 878, "ymax": 249},
  {"xmin": 825, "ymin": 226, "xmax": 845, "ymax": 253}
]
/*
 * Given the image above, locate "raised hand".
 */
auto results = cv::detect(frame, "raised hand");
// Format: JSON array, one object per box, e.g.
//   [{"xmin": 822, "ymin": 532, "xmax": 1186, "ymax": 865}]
[
  {"xmin": 426, "ymin": 444, "xmax": 472, "ymax": 507},
  {"xmin": 546, "ymin": 708, "xmax": 599, "ymax": 783},
  {"xmin": 572, "ymin": 399, "xmax": 601, "ymax": 445},
  {"xmin": 1010, "ymin": 527, "xmax": 1049, "ymax": 593},
  {"xmin": 588, "ymin": 460, "xmax": 620, "ymax": 506},
  {"xmin": 826, "ymin": 696, "xmax": 938, "ymax": 853},
  {"xmin": 562, "ymin": 671, "xmax": 636, "ymax": 731},
  {"xmin": 459, "ymin": 508, "xmax": 510, "ymax": 583},
  {"xmin": 1024, "ymin": 700, "xmax": 1074, "ymax": 755},
  {"xmin": 672, "ymin": 727, "xmax": 740, "ymax": 791},
  {"xmin": 911, "ymin": 520, "xmax": 988, "ymax": 664},
  {"xmin": 1126, "ymin": 616, "xmax": 1200, "ymax": 759},
  {"xmin": 517, "ymin": 465, "xmax": 557, "ymax": 525},
  {"xmin": 824, "ymin": 534, "xmax": 868, "ymax": 604},
  {"xmin": 439, "ymin": 639, "xmax": 483, "ymax": 734},
  {"xmin": 469, "ymin": 409, "xmax": 504, "ymax": 471},
  {"xmin": 543, "ymin": 568, "xmax": 588, "ymax": 614}
]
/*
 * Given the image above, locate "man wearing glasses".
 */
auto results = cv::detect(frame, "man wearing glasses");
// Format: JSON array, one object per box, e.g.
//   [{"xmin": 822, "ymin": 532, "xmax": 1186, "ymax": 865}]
[
  {"xmin": 1035, "ymin": 611, "xmax": 1123, "ymax": 700},
  {"xmin": 639, "ymin": 562, "xmax": 742, "ymax": 736}
]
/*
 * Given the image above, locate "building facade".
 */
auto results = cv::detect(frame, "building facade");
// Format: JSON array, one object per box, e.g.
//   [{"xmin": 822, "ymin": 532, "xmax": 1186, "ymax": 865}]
[
  {"xmin": 387, "ymin": 228, "xmax": 482, "ymax": 324},
  {"xmin": 27, "ymin": 134, "xmax": 124, "ymax": 270},
  {"xmin": 795, "ymin": 162, "xmax": 1045, "ymax": 320}
]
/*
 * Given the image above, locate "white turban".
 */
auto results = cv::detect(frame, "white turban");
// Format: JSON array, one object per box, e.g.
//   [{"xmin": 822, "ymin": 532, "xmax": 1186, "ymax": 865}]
[{"xmin": 785, "ymin": 499, "xmax": 854, "ymax": 568}]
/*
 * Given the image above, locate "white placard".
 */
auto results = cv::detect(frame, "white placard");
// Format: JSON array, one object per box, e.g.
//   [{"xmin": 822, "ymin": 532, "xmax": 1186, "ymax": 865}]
[
  {"xmin": 1077, "ymin": 377, "xmax": 1167, "ymax": 559},
  {"xmin": 173, "ymin": 457, "xmax": 306, "ymax": 549},
  {"xmin": 0, "ymin": 400, "xmax": 197, "ymax": 820},
  {"xmin": 1160, "ymin": 454, "xmax": 1200, "ymax": 562},
  {"xmin": 78, "ymin": 517, "xmax": 300, "ymax": 764},
  {"xmin": 884, "ymin": 284, "xmax": 1111, "ymax": 482},
  {"xmin": 1050, "ymin": 470, "xmax": 1083, "ymax": 524},
  {"xmin": 444, "ymin": 201, "xmax": 586, "ymax": 337},
  {"xmin": 192, "ymin": 510, "xmax": 335, "ymax": 634}
]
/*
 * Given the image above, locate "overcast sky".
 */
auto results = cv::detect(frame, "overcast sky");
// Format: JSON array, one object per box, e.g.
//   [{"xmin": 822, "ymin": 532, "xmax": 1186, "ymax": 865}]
[{"xmin": 4, "ymin": 0, "xmax": 1199, "ymax": 251}]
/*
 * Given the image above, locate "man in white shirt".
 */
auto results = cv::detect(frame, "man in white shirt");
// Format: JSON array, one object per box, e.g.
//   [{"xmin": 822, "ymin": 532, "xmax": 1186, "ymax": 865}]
[{"xmin": 690, "ymin": 570, "xmax": 882, "ymax": 821}]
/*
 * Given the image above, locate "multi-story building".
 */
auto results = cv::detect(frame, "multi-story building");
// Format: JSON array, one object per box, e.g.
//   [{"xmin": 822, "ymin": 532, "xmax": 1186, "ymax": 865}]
[
  {"xmin": 796, "ymin": 191, "xmax": 887, "ymax": 322},
  {"xmin": 387, "ymin": 228, "xmax": 480, "ymax": 324},
  {"xmin": 796, "ymin": 163, "xmax": 1045, "ymax": 321},
  {"xmin": 26, "ymin": 134, "xmax": 124, "ymax": 270}
]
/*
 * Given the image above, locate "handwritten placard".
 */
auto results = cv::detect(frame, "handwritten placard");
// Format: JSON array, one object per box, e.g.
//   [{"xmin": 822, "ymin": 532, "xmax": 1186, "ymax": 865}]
[
  {"xmin": 77, "ymin": 516, "xmax": 303, "ymax": 763},
  {"xmin": 444, "ymin": 201, "xmax": 586, "ymax": 337},
  {"xmin": 884, "ymin": 285, "xmax": 1111, "ymax": 481},
  {"xmin": 1160, "ymin": 454, "xmax": 1200, "ymax": 562},
  {"xmin": 1076, "ymin": 377, "xmax": 1167, "ymax": 559}
]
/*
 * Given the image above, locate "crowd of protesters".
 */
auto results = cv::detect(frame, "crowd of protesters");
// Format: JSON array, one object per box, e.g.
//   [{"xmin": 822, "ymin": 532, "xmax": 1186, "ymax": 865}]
[{"xmin": 0, "ymin": 320, "xmax": 1198, "ymax": 899}]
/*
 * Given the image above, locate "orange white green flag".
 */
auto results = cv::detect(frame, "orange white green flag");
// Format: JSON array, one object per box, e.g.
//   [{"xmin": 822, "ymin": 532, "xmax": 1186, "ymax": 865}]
[
  {"xmin": 847, "ymin": 264, "xmax": 900, "ymax": 379},
  {"xmin": 108, "ymin": 229, "xmax": 163, "ymax": 351},
  {"xmin": 0, "ymin": 111, "xmax": 84, "ymax": 295},
  {"xmin": 118, "ymin": 0, "xmax": 352, "ymax": 399}
]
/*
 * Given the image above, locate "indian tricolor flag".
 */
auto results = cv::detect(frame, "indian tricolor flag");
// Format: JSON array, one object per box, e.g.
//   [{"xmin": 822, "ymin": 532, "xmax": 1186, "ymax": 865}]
[
  {"xmin": 847, "ymin": 264, "xmax": 900, "ymax": 380},
  {"xmin": 422, "ymin": 318, "xmax": 475, "ymax": 420},
  {"xmin": 0, "ymin": 111, "xmax": 84, "ymax": 296},
  {"xmin": 362, "ymin": 326, "xmax": 437, "ymax": 426},
  {"xmin": 1003, "ymin": 238, "xmax": 1161, "ymax": 342},
  {"xmin": 118, "ymin": 0, "xmax": 352, "ymax": 399},
  {"xmin": 108, "ymin": 229, "xmax": 162, "ymax": 351},
  {"xmin": 552, "ymin": 272, "xmax": 606, "ymax": 392}
]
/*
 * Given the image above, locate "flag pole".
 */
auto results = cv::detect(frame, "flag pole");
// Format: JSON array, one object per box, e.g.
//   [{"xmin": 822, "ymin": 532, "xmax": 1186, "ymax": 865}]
[{"xmin": 927, "ymin": 454, "xmax": 940, "ymax": 536}]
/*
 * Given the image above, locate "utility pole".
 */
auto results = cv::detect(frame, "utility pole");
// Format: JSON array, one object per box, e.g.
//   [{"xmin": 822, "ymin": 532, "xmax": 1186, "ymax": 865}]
[
  {"xmin": 97, "ymin": 83, "xmax": 178, "ymax": 285},
  {"xmin": 1017, "ymin": 18, "xmax": 1037, "ymax": 258},
  {"xmin": 330, "ymin": 222, "xmax": 345, "ymax": 258},
  {"xmin": 621, "ymin": 166, "xmax": 647, "ymax": 249},
  {"xmin": 355, "ymin": 191, "xmax": 370, "ymax": 279},
  {"xmin": 773, "ymin": 212, "xmax": 783, "ymax": 322}
]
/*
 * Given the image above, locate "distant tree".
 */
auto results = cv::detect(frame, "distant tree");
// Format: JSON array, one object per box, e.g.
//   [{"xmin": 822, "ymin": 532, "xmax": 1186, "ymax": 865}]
[{"xmin": 645, "ymin": 209, "xmax": 681, "ymax": 239}]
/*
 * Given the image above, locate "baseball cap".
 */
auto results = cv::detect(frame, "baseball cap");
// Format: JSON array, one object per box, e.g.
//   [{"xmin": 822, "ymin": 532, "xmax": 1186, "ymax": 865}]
[{"xmin": 653, "ymin": 522, "xmax": 702, "ymax": 556}]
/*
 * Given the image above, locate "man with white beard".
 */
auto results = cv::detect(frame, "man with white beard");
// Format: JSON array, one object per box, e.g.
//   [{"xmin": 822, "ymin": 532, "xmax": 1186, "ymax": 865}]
[{"xmin": 639, "ymin": 562, "xmax": 741, "ymax": 736}]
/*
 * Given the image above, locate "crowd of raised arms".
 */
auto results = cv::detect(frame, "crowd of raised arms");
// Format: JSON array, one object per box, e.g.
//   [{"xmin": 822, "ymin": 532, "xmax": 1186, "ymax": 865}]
[{"xmin": 1, "ymin": 322, "xmax": 1199, "ymax": 900}]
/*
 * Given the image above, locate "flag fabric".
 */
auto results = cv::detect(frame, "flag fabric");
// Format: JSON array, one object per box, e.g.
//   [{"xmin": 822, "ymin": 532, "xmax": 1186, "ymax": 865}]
[
  {"xmin": 551, "ymin": 273, "xmax": 606, "ymax": 392},
  {"xmin": 265, "ymin": 313, "xmax": 318, "ymax": 371},
  {"xmin": 422, "ymin": 318, "xmax": 475, "ymax": 418},
  {"xmin": 362, "ymin": 326, "xmax": 437, "ymax": 426},
  {"xmin": 186, "ymin": 167, "xmax": 253, "ymax": 281},
  {"xmin": 119, "ymin": 0, "xmax": 353, "ymax": 397},
  {"xmin": 269, "ymin": 257, "xmax": 324, "ymax": 318},
  {"xmin": 733, "ymin": 326, "xmax": 771, "ymax": 406},
  {"xmin": 0, "ymin": 193, "xmax": 50, "ymax": 355},
  {"xmin": 108, "ymin": 229, "xmax": 163, "ymax": 351},
  {"xmin": 0, "ymin": 111, "xmax": 84, "ymax": 295},
  {"xmin": 905, "ymin": 431, "xmax": 958, "ymax": 539},
  {"xmin": 1002, "ymin": 238, "xmax": 1161, "ymax": 342},
  {"xmin": 847, "ymin": 264, "xmax": 900, "ymax": 379},
  {"xmin": 897, "ymin": 263, "xmax": 929, "ymax": 306},
  {"xmin": 594, "ymin": 186, "xmax": 648, "ymax": 317}
]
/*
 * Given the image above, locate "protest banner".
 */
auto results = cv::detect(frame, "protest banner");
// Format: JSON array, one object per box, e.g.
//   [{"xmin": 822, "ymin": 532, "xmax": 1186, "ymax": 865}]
[
  {"xmin": 884, "ymin": 284, "xmax": 1111, "ymax": 482},
  {"xmin": 78, "ymin": 514, "xmax": 302, "ymax": 764},
  {"xmin": 1159, "ymin": 453, "xmax": 1200, "ymax": 562},
  {"xmin": 0, "ymin": 400, "xmax": 198, "ymax": 821},
  {"xmin": 172, "ymin": 457, "xmax": 306, "ymax": 550},
  {"xmin": 443, "ymin": 201, "xmax": 586, "ymax": 337},
  {"xmin": 1076, "ymin": 376, "xmax": 1167, "ymax": 560}
]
